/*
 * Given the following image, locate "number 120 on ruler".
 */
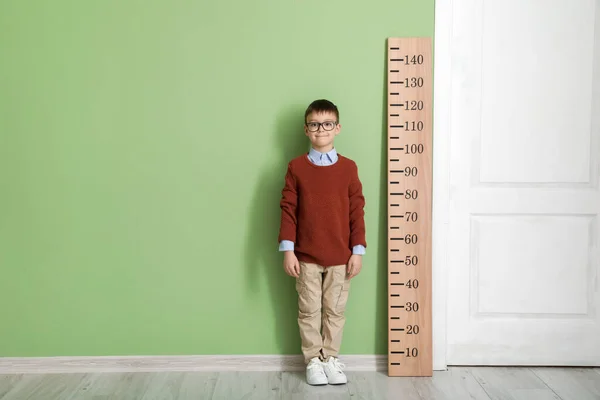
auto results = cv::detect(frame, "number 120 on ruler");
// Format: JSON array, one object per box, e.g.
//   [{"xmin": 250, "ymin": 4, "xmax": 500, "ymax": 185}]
[{"xmin": 387, "ymin": 37, "xmax": 433, "ymax": 377}]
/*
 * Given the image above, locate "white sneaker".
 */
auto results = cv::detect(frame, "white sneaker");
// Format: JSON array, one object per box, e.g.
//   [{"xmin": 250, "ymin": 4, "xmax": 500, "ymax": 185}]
[
  {"xmin": 322, "ymin": 356, "xmax": 347, "ymax": 384},
  {"xmin": 306, "ymin": 357, "xmax": 328, "ymax": 385}
]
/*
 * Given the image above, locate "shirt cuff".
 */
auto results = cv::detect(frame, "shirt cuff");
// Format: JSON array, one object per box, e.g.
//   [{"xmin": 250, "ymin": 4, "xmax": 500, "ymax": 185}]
[
  {"xmin": 352, "ymin": 245, "xmax": 366, "ymax": 255},
  {"xmin": 279, "ymin": 240, "xmax": 294, "ymax": 251}
]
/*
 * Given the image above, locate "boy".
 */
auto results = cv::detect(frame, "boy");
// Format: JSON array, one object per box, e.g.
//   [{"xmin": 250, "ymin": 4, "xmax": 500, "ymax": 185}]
[{"xmin": 278, "ymin": 99, "xmax": 366, "ymax": 385}]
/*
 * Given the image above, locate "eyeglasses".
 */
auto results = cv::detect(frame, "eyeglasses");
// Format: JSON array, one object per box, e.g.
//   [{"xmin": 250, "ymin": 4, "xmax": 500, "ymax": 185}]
[{"xmin": 305, "ymin": 121, "xmax": 338, "ymax": 132}]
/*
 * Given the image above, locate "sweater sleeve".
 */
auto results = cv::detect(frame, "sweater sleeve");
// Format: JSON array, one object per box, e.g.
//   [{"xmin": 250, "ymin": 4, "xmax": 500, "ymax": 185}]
[
  {"xmin": 348, "ymin": 162, "xmax": 366, "ymax": 248},
  {"xmin": 278, "ymin": 162, "xmax": 298, "ymax": 243}
]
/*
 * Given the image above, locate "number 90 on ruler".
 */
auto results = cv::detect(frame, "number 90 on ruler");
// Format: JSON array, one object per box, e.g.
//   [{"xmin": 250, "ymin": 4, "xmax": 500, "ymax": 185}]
[{"xmin": 387, "ymin": 37, "xmax": 433, "ymax": 377}]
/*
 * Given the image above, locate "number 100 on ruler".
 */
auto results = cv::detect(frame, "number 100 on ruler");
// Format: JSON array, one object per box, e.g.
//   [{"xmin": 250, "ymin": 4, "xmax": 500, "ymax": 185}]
[{"xmin": 387, "ymin": 37, "xmax": 433, "ymax": 377}]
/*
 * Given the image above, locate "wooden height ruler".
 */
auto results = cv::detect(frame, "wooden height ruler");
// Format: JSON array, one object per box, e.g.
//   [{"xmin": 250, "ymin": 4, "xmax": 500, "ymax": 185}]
[{"xmin": 387, "ymin": 37, "xmax": 433, "ymax": 377}]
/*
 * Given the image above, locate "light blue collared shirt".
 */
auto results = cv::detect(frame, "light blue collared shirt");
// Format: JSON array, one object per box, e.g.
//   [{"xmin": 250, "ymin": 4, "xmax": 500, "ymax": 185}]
[{"xmin": 279, "ymin": 147, "xmax": 366, "ymax": 255}]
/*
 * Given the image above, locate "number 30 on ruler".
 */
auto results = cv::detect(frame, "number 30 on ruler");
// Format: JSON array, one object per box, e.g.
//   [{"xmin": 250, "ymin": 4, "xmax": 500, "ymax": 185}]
[{"xmin": 387, "ymin": 37, "xmax": 433, "ymax": 377}]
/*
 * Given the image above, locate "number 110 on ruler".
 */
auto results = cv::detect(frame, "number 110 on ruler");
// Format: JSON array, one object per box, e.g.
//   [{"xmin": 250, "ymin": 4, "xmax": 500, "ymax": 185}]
[{"xmin": 387, "ymin": 37, "xmax": 433, "ymax": 377}]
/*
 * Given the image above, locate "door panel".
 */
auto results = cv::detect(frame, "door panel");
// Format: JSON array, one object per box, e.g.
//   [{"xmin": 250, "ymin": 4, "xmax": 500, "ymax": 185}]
[{"xmin": 446, "ymin": 0, "xmax": 600, "ymax": 365}]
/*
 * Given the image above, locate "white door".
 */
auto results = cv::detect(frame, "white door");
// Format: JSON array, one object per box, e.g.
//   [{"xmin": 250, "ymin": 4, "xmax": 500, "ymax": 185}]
[{"xmin": 445, "ymin": 0, "xmax": 600, "ymax": 365}]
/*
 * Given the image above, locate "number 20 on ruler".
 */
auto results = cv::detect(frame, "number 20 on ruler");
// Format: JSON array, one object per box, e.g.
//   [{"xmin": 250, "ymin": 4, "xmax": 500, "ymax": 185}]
[{"xmin": 387, "ymin": 37, "xmax": 433, "ymax": 377}]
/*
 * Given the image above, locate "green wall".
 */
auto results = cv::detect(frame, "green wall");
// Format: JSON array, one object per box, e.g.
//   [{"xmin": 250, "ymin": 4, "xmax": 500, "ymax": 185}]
[{"xmin": 0, "ymin": 1, "xmax": 434, "ymax": 357}]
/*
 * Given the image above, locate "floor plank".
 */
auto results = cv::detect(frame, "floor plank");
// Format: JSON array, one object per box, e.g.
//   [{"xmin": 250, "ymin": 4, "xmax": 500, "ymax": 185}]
[
  {"xmin": 411, "ymin": 367, "xmax": 492, "ymax": 400},
  {"xmin": 64, "ymin": 372, "xmax": 153, "ymax": 400},
  {"xmin": 62, "ymin": 373, "xmax": 98, "ymax": 400},
  {"xmin": 531, "ymin": 367, "xmax": 600, "ymax": 400},
  {"xmin": 175, "ymin": 372, "xmax": 218, "ymax": 400},
  {"xmin": 62, "ymin": 372, "xmax": 121, "ymax": 400},
  {"xmin": 138, "ymin": 372, "xmax": 184, "ymax": 400},
  {"xmin": 0, "ymin": 374, "xmax": 23, "ymax": 399},
  {"xmin": 469, "ymin": 367, "xmax": 561, "ymax": 400},
  {"xmin": 1, "ymin": 373, "xmax": 87, "ymax": 400},
  {"xmin": 281, "ymin": 371, "xmax": 350, "ymax": 399},
  {"xmin": 0, "ymin": 374, "xmax": 46, "ymax": 400},
  {"xmin": 346, "ymin": 371, "xmax": 421, "ymax": 400},
  {"xmin": 211, "ymin": 371, "xmax": 282, "ymax": 399}
]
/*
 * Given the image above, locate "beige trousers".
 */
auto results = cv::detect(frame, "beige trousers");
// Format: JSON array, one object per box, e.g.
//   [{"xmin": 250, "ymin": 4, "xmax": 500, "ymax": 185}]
[{"xmin": 296, "ymin": 261, "xmax": 351, "ymax": 364}]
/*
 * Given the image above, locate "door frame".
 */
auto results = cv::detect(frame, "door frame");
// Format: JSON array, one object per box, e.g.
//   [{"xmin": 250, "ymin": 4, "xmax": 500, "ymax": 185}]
[{"xmin": 432, "ymin": 0, "xmax": 452, "ymax": 370}]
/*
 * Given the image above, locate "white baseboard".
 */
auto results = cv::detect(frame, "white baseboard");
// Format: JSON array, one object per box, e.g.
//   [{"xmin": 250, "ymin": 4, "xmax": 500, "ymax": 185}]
[{"xmin": 0, "ymin": 355, "xmax": 387, "ymax": 374}]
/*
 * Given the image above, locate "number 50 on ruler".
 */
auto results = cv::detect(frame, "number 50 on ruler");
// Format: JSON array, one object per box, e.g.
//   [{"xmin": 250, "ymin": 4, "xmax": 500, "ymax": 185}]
[{"xmin": 387, "ymin": 37, "xmax": 433, "ymax": 377}]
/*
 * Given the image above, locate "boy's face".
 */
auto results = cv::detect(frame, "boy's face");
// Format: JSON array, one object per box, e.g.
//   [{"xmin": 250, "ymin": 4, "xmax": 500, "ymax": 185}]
[{"xmin": 304, "ymin": 111, "xmax": 341, "ymax": 151}]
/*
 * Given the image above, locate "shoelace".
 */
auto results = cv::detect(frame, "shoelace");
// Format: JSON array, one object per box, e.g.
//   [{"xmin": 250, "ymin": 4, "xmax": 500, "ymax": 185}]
[
  {"xmin": 307, "ymin": 360, "xmax": 325, "ymax": 372},
  {"xmin": 328, "ymin": 358, "xmax": 346, "ymax": 373}
]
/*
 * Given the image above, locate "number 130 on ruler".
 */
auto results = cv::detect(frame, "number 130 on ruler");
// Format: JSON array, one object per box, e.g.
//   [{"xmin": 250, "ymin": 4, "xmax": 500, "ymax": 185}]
[{"xmin": 387, "ymin": 37, "xmax": 433, "ymax": 377}]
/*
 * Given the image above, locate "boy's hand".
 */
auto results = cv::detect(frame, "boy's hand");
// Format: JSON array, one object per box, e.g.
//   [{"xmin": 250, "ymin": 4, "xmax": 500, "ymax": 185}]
[
  {"xmin": 283, "ymin": 251, "xmax": 300, "ymax": 278},
  {"xmin": 347, "ymin": 255, "xmax": 363, "ymax": 279}
]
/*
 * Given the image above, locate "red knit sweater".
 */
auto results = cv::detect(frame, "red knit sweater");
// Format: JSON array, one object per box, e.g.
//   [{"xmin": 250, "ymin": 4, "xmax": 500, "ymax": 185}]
[{"xmin": 278, "ymin": 153, "xmax": 366, "ymax": 267}]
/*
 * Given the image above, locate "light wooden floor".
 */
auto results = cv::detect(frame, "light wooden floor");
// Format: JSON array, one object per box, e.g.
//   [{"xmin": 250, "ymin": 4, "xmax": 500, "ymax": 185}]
[{"xmin": 0, "ymin": 367, "xmax": 599, "ymax": 399}]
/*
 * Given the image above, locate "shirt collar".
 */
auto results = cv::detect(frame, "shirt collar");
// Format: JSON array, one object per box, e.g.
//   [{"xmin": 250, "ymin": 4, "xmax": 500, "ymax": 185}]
[{"xmin": 308, "ymin": 147, "xmax": 338, "ymax": 164}]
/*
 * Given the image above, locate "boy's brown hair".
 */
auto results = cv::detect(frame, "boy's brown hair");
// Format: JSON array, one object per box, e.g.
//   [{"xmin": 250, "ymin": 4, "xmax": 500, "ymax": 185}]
[{"xmin": 304, "ymin": 99, "xmax": 339, "ymax": 123}]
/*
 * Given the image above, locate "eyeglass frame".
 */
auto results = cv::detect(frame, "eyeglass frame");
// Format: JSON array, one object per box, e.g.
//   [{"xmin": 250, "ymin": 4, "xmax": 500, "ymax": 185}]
[{"xmin": 304, "ymin": 120, "xmax": 339, "ymax": 132}]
